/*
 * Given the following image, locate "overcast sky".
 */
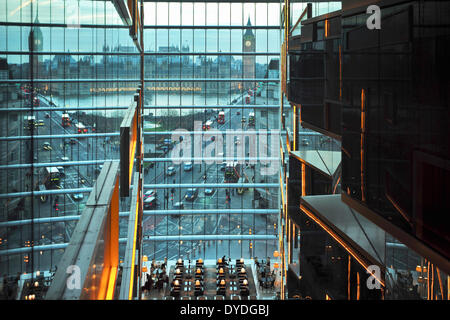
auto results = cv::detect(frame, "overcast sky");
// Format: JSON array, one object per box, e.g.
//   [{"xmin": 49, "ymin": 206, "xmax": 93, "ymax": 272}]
[{"xmin": 1, "ymin": 1, "xmax": 340, "ymax": 64}]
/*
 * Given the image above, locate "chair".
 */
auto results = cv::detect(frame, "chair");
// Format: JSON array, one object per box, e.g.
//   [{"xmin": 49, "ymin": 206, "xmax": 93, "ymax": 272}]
[
  {"xmin": 194, "ymin": 289, "xmax": 204, "ymax": 297},
  {"xmin": 181, "ymin": 296, "xmax": 191, "ymax": 300},
  {"xmin": 195, "ymin": 275, "xmax": 204, "ymax": 281},
  {"xmin": 217, "ymin": 287, "xmax": 226, "ymax": 296},
  {"xmin": 231, "ymin": 294, "xmax": 240, "ymax": 300},
  {"xmin": 240, "ymin": 288, "xmax": 249, "ymax": 297},
  {"xmin": 216, "ymin": 274, "xmax": 225, "ymax": 281},
  {"xmin": 197, "ymin": 296, "xmax": 207, "ymax": 300},
  {"xmin": 249, "ymin": 295, "xmax": 257, "ymax": 300},
  {"xmin": 238, "ymin": 277, "xmax": 248, "ymax": 284},
  {"xmin": 214, "ymin": 295, "xmax": 224, "ymax": 300},
  {"xmin": 170, "ymin": 289, "xmax": 180, "ymax": 297},
  {"xmin": 270, "ymin": 279, "xmax": 275, "ymax": 289}
]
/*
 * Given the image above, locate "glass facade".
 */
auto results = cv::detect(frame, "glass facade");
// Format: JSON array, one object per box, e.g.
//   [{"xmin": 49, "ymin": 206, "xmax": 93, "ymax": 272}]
[
  {"xmin": 2, "ymin": 0, "xmax": 446, "ymax": 302},
  {"xmin": 0, "ymin": 0, "xmax": 281, "ymax": 285},
  {"xmin": 0, "ymin": 0, "xmax": 139, "ymax": 280},
  {"xmin": 282, "ymin": 0, "xmax": 449, "ymax": 301},
  {"xmin": 141, "ymin": 1, "xmax": 281, "ymax": 261}
]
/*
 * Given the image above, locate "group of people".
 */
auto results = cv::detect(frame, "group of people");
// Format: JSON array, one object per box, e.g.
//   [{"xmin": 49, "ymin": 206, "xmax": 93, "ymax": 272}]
[
  {"xmin": 143, "ymin": 258, "xmax": 169, "ymax": 293},
  {"xmin": 1, "ymin": 273, "xmax": 20, "ymax": 300},
  {"xmin": 254, "ymin": 257, "xmax": 275, "ymax": 290}
]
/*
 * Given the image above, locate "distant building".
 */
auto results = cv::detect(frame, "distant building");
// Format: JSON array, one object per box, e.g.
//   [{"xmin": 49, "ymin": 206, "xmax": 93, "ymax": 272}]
[
  {"xmin": 243, "ymin": 17, "xmax": 256, "ymax": 90},
  {"xmin": 267, "ymin": 59, "xmax": 280, "ymax": 99},
  {"xmin": 28, "ymin": 16, "xmax": 43, "ymax": 80},
  {"xmin": 0, "ymin": 58, "xmax": 24, "ymax": 221}
]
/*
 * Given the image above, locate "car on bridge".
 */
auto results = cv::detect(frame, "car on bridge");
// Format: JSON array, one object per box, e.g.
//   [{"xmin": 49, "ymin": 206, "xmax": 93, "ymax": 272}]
[
  {"xmin": 173, "ymin": 202, "xmax": 184, "ymax": 210},
  {"xmin": 72, "ymin": 193, "xmax": 84, "ymax": 201},
  {"xmin": 184, "ymin": 188, "xmax": 198, "ymax": 201},
  {"xmin": 43, "ymin": 142, "xmax": 52, "ymax": 151},
  {"xmin": 144, "ymin": 196, "xmax": 159, "ymax": 210},
  {"xmin": 144, "ymin": 189, "xmax": 157, "ymax": 198},
  {"xmin": 166, "ymin": 166, "xmax": 176, "ymax": 176},
  {"xmin": 183, "ymin": 162, "xmax": 193, "ymax": 171}
]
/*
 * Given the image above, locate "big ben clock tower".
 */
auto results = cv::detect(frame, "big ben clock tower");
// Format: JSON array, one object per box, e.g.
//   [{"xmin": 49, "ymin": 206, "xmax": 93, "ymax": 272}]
[
  {"xmin": 243, "ymin": 17, "xmax": 255, "ymax": 91},
  {"xmin": 28, "ymin": 16, "xmax": 43, "ymax": 80}
]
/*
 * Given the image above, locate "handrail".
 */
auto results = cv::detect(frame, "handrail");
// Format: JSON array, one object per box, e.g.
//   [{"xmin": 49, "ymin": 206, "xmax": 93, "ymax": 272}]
[{"xmin": 289, "ymin": 5, "xmax": 309, "ymax": 36}]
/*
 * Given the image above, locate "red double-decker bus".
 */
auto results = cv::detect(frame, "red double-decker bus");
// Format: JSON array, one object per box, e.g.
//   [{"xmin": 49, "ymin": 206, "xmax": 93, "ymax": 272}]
[
  {"xmin": 76, "ymin": 122, "xmax": 88, "ymax": 134},
  {"xmin": 202, "ymin": 120, "xmax": 213, "ymax": 131},
  {"xmin": 217, "ymin": 111, "xmax": 225, "ymax": 124},
  {"xmin": 62, "ymin": 114, "xmax": 71, "ymax": 127}
]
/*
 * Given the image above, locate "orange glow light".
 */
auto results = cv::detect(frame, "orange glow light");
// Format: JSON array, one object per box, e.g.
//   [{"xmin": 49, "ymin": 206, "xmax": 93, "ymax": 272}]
[
  {"xmin": 357, "ymin": 272, "xmax": 360, "ymax": 300},
  {"xmin": 105, "ymin": 266, "xmax": 118, "ymax": 300},
  {"xmin": 360, "ymin": 89, "xmax": 366, "ymax": 202},
  {"xmin": 128, "ymin": 193, "xmax": 140, "ymax": 300},
  {"xmin": 301, "ymin": 163, "xmax": 306, "ymax": 196}
]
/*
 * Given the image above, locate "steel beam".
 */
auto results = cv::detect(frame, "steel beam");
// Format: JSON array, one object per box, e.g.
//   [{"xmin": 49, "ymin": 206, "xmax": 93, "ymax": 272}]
[
  {"xmin": 0, "ymin": 105, "xmax": 280, "ymax": 112},
  {"xmin": 0, "ymin": 209, "xmax": 278, "ymax": 228},
  {"xmin": 0, "ymin": 240, "xmax": 406, "ymax": 257},
  {"xmin": 143, "ymin": 183, "xmax": 279, "ymax": 189},
  {"xmin": 0, "ymin": 157, "xmax": 278, "ymax": 170},
  {"xmin": 0, "ymin": 183, "xmax": 278, "ymax": 199},
  {"xmin": 2, "ymin": 78, "xmax": 279, "ymax": 83}
]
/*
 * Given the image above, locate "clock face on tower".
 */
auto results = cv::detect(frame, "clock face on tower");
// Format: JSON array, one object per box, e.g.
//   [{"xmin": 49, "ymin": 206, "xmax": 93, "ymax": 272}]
[{"xmin": 245, "ymin": 40, "xmax": 252, "ymax": 47}]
